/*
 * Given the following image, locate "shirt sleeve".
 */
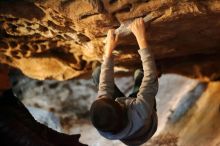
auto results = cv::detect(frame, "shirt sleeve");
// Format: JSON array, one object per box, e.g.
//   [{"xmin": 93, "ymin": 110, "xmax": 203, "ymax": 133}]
[
  {"xmin": 135, "ymin": 48, "xmax": 158, "ymax": 117},
  {"xmin": 97, "ymin": 56, "xmax": 115, "ymax": 99}
]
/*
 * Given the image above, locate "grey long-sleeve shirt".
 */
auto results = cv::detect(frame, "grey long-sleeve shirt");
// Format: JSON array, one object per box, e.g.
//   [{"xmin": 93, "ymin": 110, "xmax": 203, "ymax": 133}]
[{"xmin": 97, "ymin": 48, "xmax": 158, "ymax": 146}]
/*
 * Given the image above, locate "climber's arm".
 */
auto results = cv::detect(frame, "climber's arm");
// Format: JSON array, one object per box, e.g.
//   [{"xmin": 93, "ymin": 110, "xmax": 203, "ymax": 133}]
[
  {"xmin": 98, "ymin": 29, "xmax": 118, "ymax": 99},
  {"xmin": 129, "ymin": 18, "xmax": 158, "ymax": 112}
]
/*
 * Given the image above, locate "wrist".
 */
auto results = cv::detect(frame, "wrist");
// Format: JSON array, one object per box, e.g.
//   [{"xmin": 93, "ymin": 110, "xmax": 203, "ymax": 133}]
[
  {"xmin": 136, "ymin": 34, "xmax": 146, "ymax": 42},
  {"xmin": 104, "ymin": 52, "xmax": 113, "ymax": 58},
  {"xmin": 103, "ymin": 53, "xmax": 114, "ymax": 61},
  {"xmin": 104, "ymin": 46, "xmax": 114, "ymax": 57},
  {"xmin": 137, "ymin": 38, "xmax": 148, "ymax": 49},
  {"xmin": 104, "ymin": 54, "xmax": 113, "ymax": 58}
]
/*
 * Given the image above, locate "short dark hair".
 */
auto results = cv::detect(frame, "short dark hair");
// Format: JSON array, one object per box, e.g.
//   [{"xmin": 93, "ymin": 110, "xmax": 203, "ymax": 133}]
[{"xmin": 90, "ymin": 97, "xmax": 125, "ymax": 133}]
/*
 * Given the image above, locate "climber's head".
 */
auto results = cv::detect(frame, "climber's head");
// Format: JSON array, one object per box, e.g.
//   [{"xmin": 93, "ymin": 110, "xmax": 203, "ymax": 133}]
[{"xmin": 90, "ymin": 97, "xmax": 127, "ymax": 133}]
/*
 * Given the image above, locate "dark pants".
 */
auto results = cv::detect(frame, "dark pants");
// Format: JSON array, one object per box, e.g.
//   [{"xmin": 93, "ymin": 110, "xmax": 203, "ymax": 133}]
[{"xmin": 92, "ymin": 67, "xmax": 143, "ymax": 99}]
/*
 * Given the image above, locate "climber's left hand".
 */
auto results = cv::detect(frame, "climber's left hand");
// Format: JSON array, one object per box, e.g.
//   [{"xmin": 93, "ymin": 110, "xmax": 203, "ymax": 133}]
[{"xmin": 104, "ymin": 29, "xmax": 118, "ymax": 57}]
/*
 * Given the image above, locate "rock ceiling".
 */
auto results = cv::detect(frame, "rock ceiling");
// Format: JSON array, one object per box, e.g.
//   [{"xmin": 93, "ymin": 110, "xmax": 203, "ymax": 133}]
[{"xmin": 0, "ymin": 0, "xmax": 220, "ymax": 81}]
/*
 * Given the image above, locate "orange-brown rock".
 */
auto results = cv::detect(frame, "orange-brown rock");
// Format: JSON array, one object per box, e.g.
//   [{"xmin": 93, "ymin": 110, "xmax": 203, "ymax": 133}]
[
  {"xmin": 164, "ymin": 82, "xmax": 220, "ymax": 146},
  {"xmin": 0, "ymin": 0, "xmax": 220, "ymax": 80}
]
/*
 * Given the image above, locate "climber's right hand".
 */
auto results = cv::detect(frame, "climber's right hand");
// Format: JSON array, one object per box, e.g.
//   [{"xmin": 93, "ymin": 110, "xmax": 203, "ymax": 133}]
[
  {"xmin": 129, "ymin": 18, "xmax": 148, "ymax": 49},
  {"xmin": 104, "ymin": 29, "xmax": 118, "ymax": 57}
]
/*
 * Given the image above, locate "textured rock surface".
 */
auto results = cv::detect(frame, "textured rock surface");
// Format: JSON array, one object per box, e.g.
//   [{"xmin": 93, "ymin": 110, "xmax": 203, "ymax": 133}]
[
  {"xmin": 165, "ymin": 82, "xmax": 220, "ymax": 146},
  {"xmin": 1, "ymin": 0, "xmax": 220, "ymax": 80}
]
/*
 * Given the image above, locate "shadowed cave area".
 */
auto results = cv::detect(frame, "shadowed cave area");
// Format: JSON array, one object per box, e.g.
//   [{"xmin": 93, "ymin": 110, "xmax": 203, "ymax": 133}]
[{"xmin": 1, "ymin": 0, "xmax": 220, "ymax": 146}]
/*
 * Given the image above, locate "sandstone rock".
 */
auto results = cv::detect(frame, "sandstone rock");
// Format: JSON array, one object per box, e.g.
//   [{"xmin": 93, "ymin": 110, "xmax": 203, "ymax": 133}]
[
  {"xmin": 1, "ymin": 0, "xmax": 220, "ymax": 81},
  {"xmin": 164, "ymin": 82, "xmax": 220, "ymax": 146}
]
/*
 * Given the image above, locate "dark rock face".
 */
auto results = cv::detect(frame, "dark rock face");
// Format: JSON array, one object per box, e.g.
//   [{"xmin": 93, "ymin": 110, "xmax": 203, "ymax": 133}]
[
  {"xmin": 0, "ymin": 0, "xmax": 220, "ymax": 80},
  {"xmin": 0, "ymin": 89, "xmax": 87, "ymax": 146}
]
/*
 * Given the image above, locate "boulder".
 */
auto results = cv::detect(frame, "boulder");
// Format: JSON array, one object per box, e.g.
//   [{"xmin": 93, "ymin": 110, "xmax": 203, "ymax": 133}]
[{"xmin": 0, "ymin": 0, "xmax": 220, "ymax": 80}]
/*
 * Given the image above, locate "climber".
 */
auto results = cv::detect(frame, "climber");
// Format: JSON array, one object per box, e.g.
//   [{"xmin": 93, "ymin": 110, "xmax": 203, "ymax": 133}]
[
  {"xmin": 0, "ymin": 64, "xmax": 87, "ymax": 146},
  {"xmin": 90, "ymin": 18, "xmax": 158, "ymax": 145}
]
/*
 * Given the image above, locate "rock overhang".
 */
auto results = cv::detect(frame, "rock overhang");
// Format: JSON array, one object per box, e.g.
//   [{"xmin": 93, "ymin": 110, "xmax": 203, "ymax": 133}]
[{"xmin": 0, "ymin": 0, "xmax": 220, "ymax": 81}]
